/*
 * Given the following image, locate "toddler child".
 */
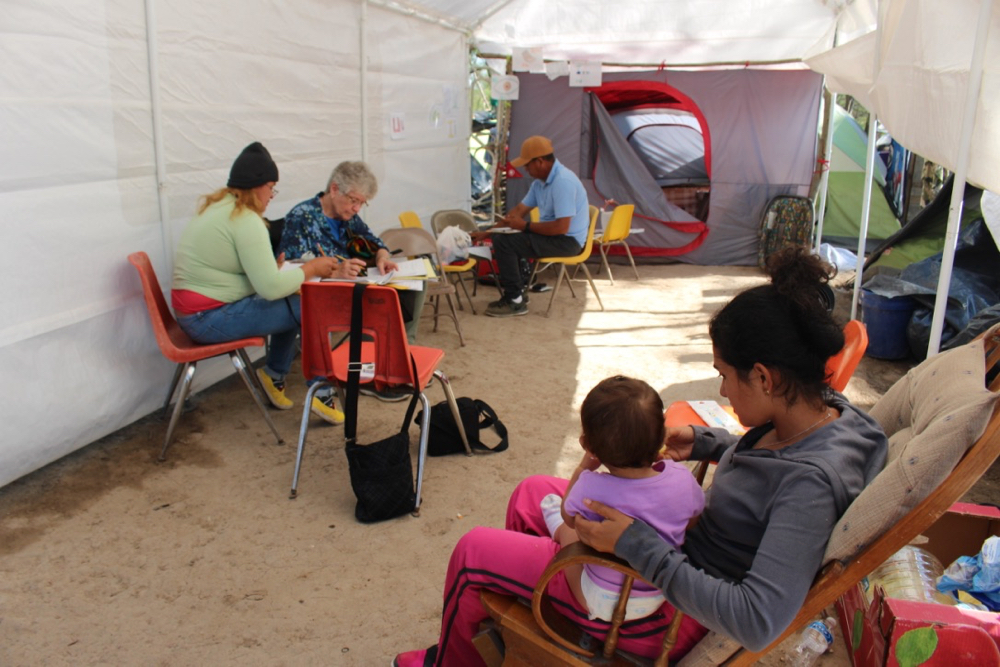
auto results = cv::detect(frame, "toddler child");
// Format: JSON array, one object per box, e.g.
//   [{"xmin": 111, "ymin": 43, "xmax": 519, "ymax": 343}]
[{"xmin": 542, "ymin": 375, "xmax": 705, "ymax": 621}]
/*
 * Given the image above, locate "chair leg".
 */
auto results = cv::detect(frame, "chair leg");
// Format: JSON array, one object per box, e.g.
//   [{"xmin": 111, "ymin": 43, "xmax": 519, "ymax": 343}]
[
  {"xmin": 623, "ymin": 241, "xmax": 639, "ymax": 280},
  {"xmin": 160, "ymin": 362, "xmax": 196, "ymax": 461},
  {"xmin": 544, "ymin": 265, "xmax": 568, "ymax": 317},
  {"xmin": 600, "ymin": 244, "xmax": 615, "ymax": 285},
  {"xmin": 436, "ymin": 369, "xmax": 472, "ymax": 454},
  {"xmin": 432, "ymin": 295, "xmax": 441, "ymax": 333},
  {"xmin": 231, "ymin": 350, "xmax": 283, "ymax": 446},
  {"xmin": 414, "ymin": 390, "xmax": 432, "ymax": 513},
  {"xmin": 289, "ymin": 381, "xmax": 328, "ymax": 498},
  {"xmin": 563, "ymin": 266, "xmax": 578, "ymax": 299},
  {"xmin": 162, "ymin": 363, "xmax": 186, "ymax": 420},
  {"xmin": 444, "ymin": 294, "xmax": 466, "ymax": 346},
  {"xmin": 454, "ymin": 273, "xmax": 477, "ymax": 314},
  {"xmin": 579, "ymin": 264, "xmax": 604, "ymax": 311}
]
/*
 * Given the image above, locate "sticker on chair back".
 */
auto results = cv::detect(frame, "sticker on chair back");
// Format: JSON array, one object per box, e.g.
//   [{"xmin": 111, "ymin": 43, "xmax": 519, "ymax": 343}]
[{"xmin": 361, "ymin": 363, "xmax": 375, "ymax": 382}]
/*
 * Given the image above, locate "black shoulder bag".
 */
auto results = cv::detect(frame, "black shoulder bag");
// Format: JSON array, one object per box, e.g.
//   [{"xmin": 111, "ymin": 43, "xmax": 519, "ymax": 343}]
[{"xmin": 343, "ymin": 283, "xmax": 422, "ymax": 522}]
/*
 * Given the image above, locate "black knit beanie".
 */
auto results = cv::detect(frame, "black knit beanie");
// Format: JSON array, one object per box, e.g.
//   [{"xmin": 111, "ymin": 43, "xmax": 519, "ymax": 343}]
[{"xmin": 227, "ymin": 142, "xmax": 279, "ymax": 189}]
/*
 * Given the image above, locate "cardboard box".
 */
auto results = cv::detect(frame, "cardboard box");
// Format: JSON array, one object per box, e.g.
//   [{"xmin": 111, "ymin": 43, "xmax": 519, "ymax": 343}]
[{"xmin": 836, "ymin": 503, "xmax": 1000, "ymax": 665}]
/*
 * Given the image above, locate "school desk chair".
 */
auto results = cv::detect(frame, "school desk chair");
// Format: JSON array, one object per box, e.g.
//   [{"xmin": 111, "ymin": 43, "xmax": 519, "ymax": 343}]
[{"xmin": 127, "ymin": 251, "xmax": 282, "ymax": 461}]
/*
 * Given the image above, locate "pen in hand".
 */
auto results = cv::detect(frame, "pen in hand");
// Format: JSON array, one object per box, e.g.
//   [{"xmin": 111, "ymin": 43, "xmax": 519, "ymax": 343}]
[{"xmin": 316, "ymin": 244, "xmax": 350, "ymax": 262}]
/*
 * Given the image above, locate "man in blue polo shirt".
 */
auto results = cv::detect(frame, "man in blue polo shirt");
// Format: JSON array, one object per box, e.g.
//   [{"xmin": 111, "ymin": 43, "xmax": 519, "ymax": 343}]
[{"xmin": 473, "ymin": 136, "xmax": 590, "ymax": 317}]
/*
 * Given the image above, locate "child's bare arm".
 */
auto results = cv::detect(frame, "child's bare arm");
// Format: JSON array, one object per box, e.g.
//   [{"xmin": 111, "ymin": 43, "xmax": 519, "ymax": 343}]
[{"xmin": 561, "ymin": 452, "xmax": 601, "ymax": 530}]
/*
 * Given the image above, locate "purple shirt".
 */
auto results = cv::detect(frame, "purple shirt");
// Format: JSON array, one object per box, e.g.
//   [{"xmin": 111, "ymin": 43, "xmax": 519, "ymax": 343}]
[{"xmin": 565, "ymin": 460, "xmax": 705, "ymax": 594}]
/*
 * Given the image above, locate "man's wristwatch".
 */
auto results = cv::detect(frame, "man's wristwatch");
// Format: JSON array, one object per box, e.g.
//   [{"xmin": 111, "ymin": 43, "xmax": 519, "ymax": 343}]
[{"xmin": 525, "ymin": 221, "xmax": 532, "ymax": 234}]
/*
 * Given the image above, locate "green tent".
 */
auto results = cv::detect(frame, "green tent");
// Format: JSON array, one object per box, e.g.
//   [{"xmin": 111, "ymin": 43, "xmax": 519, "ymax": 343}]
[{"xmin": 822, "ymin": 105, "xmax": 901, "ymax": 245}]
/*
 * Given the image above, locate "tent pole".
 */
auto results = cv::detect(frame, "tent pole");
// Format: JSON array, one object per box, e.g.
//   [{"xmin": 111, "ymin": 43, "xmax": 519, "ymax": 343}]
[
  {"xmin": 849, "ymin": 113, "xmax": 878, "ymax": 321},
  {"xmin": 925, "ymin": 0, "xmax": 993, "ymax": 357},
  {"xmin": 814, "ymin": 90, "xmax": 836, "ymax": 253},
  {"xmin": 360, "ymin": 0, "xmax": 369, "ymax": 161},
  {"xmin": 143, "ymin": 0, "xmax": 170, "ymax": 269},
  {"xmin": 850, "ymin": 1, "xmax": 883, "ymax": 322}
]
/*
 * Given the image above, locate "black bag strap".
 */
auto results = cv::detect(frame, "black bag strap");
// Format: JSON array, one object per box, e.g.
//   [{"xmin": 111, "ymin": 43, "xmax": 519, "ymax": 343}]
[
  {"xmin": 344, "ymin": 283, "xmax": 366, "ymax": 444},
  {"xmin": 344, "ymin": 283, "xmax": 421, "ymax": 443},
  {"xmin": 471, "ymin": 399, "xmax": 509, "ymax": 453}
]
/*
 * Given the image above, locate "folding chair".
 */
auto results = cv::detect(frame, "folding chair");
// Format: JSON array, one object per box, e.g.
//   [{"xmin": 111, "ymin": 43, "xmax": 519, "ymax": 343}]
[
  {"xmin": 430, "ymin": 209, "xmax": 482, "ymax": 312},
  {"xmin": 527, "ymin": 205, "xmax": 603, "ymax": 316},
  {"xmin": 594, "ymin": 204, "xmax": 639, "ymax": 284},
  {"xmin": 289, "ymin": 282, "xmax": 471, "ymax": 509},
  {"xmin": 127, "ymin": 251, "xmax": 282, "ymax": 461},
  {"xmin": 381, "ymin": 227, "xmax": 466, "ymax": 346},
  {"xmin": 478, "ymin": 325, "xmax": 1000, "ymax": 666}
]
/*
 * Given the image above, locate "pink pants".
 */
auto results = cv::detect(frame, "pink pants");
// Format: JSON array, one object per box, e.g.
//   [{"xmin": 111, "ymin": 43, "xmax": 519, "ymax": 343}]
[{"xmin": 409, "ymin": 475, "xmax": 708, "ymax": 666}]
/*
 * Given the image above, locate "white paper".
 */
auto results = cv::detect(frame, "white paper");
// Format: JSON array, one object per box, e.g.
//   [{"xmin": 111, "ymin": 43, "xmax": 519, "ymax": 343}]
[
  {"xmin": 687, "ymin": 400, "xmax": 746, "ymax": 435},
  {"xmin": 568, "ymin": 61, "xmax": 602, "ymax": 87},
  {"xmin": 545, "ymin": 61, "xmax": 569, "ymax": 80},
  {"xmin": 469, "ymin": 245, "xmax": 493, "ymax": 261},
  {"xmin": 512, "ymin": 47, "xmax": 545, "ymax": 73},
  {"xmin": 491, "ymin": 75, "xmax": 519, "ymax": 100}
]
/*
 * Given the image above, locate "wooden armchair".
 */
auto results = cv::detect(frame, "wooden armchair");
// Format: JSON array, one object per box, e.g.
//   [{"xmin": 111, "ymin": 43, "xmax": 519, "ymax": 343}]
[{"xmin": 478, "ymin": 324, "xmax": 1000, "ymax": 666}]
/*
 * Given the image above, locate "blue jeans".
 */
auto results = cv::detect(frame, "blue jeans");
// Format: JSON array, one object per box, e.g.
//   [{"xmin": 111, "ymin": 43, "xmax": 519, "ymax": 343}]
[{"xmin": 176, "ymin": 294, "xmax": 301, "ymax": 378}]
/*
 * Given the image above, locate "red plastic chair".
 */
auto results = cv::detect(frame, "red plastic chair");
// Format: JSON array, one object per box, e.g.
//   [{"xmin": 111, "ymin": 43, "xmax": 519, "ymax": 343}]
[
  {"xmin": 128, "ymin": 252, "xmax": 283, "ymax": 461},
  {"xmin": 289, "ymin": 282, "xmax": 470, "ymax": 509},
  {"xmin": 825, "ymin": 319, "xmax": 868, "ymax": 392}
]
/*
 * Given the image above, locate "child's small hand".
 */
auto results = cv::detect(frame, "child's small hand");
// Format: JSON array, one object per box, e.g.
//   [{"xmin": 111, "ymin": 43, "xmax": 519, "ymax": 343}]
[
  {"xmin": 663, "ymin": 426, "xmax": 695, "ymax": 461},
  {"xmin": 579, "ymin": 452, "xmax": 601, "ymax": 471}
]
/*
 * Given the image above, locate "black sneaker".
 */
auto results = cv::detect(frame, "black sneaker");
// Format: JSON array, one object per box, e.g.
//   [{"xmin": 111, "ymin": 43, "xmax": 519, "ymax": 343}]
[
  {"xmin": 359, "ymin": 383, "xmax": 411, "ymax": 402},
  {"xmin": 485, "ymin": 296, "xmax": 528, "ymax": 318}
]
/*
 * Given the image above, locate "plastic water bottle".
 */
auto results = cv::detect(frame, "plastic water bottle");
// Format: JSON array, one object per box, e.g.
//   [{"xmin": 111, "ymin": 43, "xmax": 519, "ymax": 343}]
[
  {"xmin": 787, "ymin": 616, "xmax": 837, "ymax": 667},
  {"xmin": 865, "ymin": 545, "xmax": 956, "ymax": 606}
]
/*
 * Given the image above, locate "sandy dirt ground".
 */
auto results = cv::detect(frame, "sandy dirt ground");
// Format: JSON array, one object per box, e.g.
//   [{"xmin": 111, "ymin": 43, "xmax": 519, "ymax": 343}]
[{"xmin": 1, "ymin": 262, "xmax": 997, "ymax": 666}]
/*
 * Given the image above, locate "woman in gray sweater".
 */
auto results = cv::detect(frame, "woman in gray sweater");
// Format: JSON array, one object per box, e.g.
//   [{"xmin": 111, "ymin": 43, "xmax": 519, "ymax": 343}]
[
  {"xmin": 575, "ymin": 246, "xmax": 888, "ymax": 651},
  {"xmin": 393, "ymin": 247, "xmax": 887, "ymax": 666}
]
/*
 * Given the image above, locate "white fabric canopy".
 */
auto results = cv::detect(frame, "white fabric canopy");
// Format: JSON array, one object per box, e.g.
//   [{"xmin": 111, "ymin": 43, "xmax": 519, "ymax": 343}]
[
  {"xmin": 806, "ymin": 0, "xmax": 1000, "ymax": 194},
  {"xmin": 18, "ymin": 0, "xmax": 1000, "ymax": 487}
]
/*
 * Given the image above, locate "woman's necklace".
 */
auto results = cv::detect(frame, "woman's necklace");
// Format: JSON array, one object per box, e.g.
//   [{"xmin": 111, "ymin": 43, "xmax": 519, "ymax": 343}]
[{"xmin": 756, "ymin": 409, "xmax": 834, "ymax": 451}]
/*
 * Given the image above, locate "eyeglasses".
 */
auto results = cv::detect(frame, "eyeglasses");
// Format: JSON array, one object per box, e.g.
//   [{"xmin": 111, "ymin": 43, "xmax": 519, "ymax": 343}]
[
  {"xmin": 271, "ymin": 186, "xmax": 279, "ymax": 196},
  {"xmin": 345, "ymin": 192, "xmax": 367, "ymax": 208}
]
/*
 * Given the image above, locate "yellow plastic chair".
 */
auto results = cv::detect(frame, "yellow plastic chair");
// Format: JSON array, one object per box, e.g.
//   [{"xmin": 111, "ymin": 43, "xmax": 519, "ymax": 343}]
[
  {"xmin": 594, "ymin": 204, "xmax": 639, "ymax": 284},
  {"xmin": 529, "ymin": 207, "xmax": 540, "ymax": 222},
  {"xmin": 430, "ymin": 209, "xmax": 480, "ymax": 313},
  {"xmin": 398, "ymin": 210, "xmax": 424, "ymax": 229},
  {"xmin": 527, "ymin": 205, "xmax": 603, "ymax": 317}
]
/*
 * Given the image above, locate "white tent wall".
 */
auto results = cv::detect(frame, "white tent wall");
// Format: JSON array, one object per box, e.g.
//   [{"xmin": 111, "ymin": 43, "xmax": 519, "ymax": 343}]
[{"xmin": 0, "ymin": 0, "xmax": 470, "ymax": 489}]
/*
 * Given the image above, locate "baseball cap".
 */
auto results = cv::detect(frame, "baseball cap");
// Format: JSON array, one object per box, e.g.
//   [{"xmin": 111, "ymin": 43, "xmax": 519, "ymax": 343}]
[{"xmin": 510, "ymin": 135, "xmax": 554, "ymax": 168}]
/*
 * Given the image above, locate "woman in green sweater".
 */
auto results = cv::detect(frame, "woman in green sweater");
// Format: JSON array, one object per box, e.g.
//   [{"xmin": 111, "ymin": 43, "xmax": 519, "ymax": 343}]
[{"xmin": 171, "ymin": 142, "xmax": 365, "ymax": 424}]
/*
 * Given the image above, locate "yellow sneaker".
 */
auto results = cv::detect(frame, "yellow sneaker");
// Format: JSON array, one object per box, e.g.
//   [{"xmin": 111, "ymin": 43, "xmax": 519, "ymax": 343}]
[
  {"xmin": 311, "ymin": 393, "xmax": 345, "ymax": 424},
  {"xmin": 256, "ymin": 368, "xmax": 293, "ymax": 410}
]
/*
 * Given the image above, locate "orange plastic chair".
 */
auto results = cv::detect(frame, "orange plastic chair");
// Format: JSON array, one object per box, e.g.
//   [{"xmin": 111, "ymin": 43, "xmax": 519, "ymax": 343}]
[
  {"xmin": 825, "ymin": 320, "xmax": 868, "ymax": 392},
  {"xmin": 398, "ymin": 210, "xmax": 424, "ymax": 229},
  {"xmin": 594, "ymin": 204, "xmax": 639, "ymax": 284},
  {"xmin": 527, "ymin": 205, "xmax": 603, "ymax": 316},
  {"xmin": 127, "ymin": 251, "xmax": 282, "ymax": 461},
  {"xmin": 289, "ymin": 282, "xmax": 470, "ymax": 510}
]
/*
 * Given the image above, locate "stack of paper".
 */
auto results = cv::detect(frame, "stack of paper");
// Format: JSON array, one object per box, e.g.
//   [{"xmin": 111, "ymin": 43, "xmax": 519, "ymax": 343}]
[{"xmin": 368, "ymin": 257, "xmax": 437, "ymax": 291}]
